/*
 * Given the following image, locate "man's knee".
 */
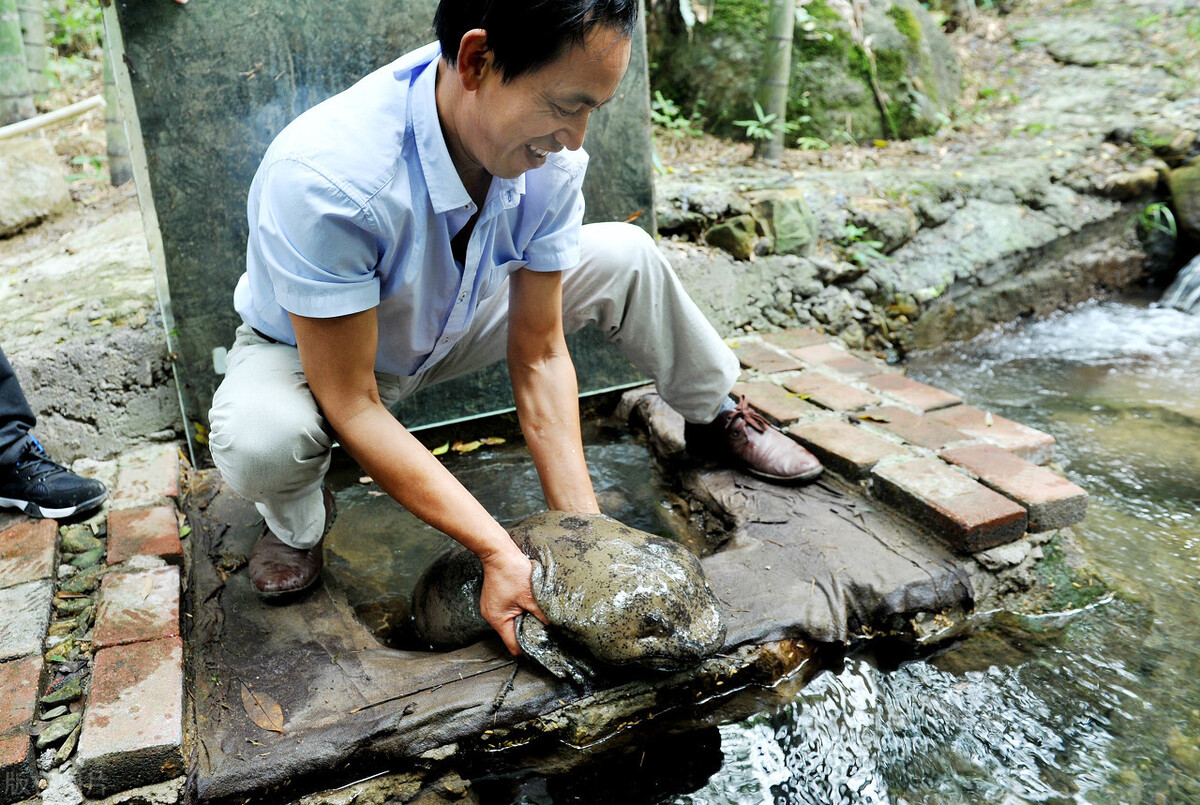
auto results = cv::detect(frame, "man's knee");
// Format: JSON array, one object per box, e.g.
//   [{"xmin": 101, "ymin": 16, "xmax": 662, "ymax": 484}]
[
  {"xmin": 581, "ymin": 221, "xmax": 661, "ymax": 276},
  {"xmin": 208, "ymin": 391, "xmax": 330, "ymax": 500}
]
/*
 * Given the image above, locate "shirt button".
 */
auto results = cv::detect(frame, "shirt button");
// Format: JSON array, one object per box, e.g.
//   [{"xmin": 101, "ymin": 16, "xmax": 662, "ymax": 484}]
[
  {"xmin": 441, "ymin": 337, "xmax": 450, "ymax": 344},
  {"xmin": 458, "ymin": 293, "xmax": 467, "ymax": 302}
]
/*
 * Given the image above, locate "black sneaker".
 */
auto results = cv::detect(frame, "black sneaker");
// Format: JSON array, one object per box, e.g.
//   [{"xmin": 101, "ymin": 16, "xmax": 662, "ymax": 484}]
[{"xmin": 0, "ymin": 438, "xmax": 107, "ymax": 519}]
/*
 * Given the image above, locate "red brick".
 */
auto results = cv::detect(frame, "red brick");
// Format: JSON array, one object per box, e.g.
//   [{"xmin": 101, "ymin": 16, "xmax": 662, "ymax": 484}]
[
  {"xmin": 783, "ymin": 372, "xmax": 882, "ymax": 412},
  {"xmin": 855, "ymin": 405, "xmax": 970, "ymax": 450},
  {"xmin": 788, "ymin": 343, "xmax": 879, "ymax": 378},
  {"xmin": 927, "ymin": 404, "xmax": 1056, "ymax": 464},
  {"xmin": 732, "ymin": 342, "xmax": 804, "ymax": 374},
  {"xmin": 940, "ymin": 444, "xmax": 1089, "ymax": 532},
  {"xmin": 106, "ymin": 507, "xmax": 182, "ymax": 566},
  {"xmin": 76, "ymin": 638, "xmax": 184, "ymax": 798},
  {"xmin": 787, "ymin": 419, "xmax": 912, "ymax": 479},
  {"xmin": 871, "ymin": 458, "xmax": 1028, "ymax": 552},
  {"xmin": 94, "ymin": 567, "xmax": 181, "ymax": 649},
  {"xmin": 761, "ymin": 328, "xmax": 828, "ymax": 350},
  {"xmin": 863, "ymin": 373, "xmax": 962, "ymax": 412},
  {"xmin": 733, "ymin": 381, "xmax": 823, "ymax": 425},
  {"xmin": 0, "ymin": 656, "xmax": 40, "ymax": 803},
  {"xmin": 0, "ymin": 520, "xmax": 56, "ymax": 591},
  {"xmin": 113, "ymin": 445, "xmax": 179, "ymax": 509}
]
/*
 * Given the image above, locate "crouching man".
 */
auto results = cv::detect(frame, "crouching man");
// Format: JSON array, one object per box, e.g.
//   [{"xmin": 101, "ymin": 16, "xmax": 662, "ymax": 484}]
[{"xmin": 209, "ymin": 0, "xmax": 822, "ymax": 656}]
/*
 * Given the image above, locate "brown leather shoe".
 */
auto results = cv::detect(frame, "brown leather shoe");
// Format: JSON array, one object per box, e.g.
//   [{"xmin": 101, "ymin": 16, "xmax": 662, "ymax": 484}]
[
  {"xmin": 249, "ymin": 488, "xmax": 336, "ymax": 599},
  {"xmin": 685, "ymin": 397, "xmax": 823, "ymax": 483}
]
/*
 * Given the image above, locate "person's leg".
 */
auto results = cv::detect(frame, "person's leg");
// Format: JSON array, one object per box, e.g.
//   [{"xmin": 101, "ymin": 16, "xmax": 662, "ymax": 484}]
[
  {"xmin": 0, "ymin": 344, "xmax": 108, "ymax": 518},
  {"xmin": 415, "ymin": 223, "xmax": 739, "ymax": 412},
  {"xmin": 0, "ymin": 343, "xmax": 36, "ymax": 467},
  {"xmin": 416, "ymin": 223, "xmax": 821, "ymax": 482},
  {"xmin": 208, "ymin": 325, "xmax": 337, "ymax": 595}
]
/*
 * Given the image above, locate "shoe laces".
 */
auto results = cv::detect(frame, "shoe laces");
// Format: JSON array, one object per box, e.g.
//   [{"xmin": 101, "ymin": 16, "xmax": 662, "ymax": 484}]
[
  {"xmin": 727, "ymin": 397, "xmax": 770, "ymax": 434},
  {"xmin": 15, "ymin": 437, "xmax": 68, "ymax": 483}
]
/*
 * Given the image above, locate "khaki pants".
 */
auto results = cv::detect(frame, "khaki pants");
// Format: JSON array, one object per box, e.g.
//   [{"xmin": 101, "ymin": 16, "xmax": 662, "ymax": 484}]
[{"xmin": 208, "ymin": 222, "xmax": 739, "ymax": 548}]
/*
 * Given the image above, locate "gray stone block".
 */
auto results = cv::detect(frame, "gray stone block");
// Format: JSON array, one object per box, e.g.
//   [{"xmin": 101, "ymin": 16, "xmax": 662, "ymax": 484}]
[
  {"xmin": 0, "ymin": 580, "xmax": 52, "ymax": 662},
  {"xmin": 0, "ymin": 137, "xmax": 71, "ymax": 238}
]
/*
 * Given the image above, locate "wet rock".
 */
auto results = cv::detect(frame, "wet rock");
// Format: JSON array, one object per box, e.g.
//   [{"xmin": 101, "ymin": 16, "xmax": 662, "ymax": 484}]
[
  {"xmin": 1100, "ymin": 166, "xmax": 1160, "ymax": 200},
  {"xmin": 748, "ymin": 189, "xmax": 819, "ymax": 256},
  {"xmin": 1167, "ymin": 162, "xmax": 1200, "ymax": 239},
  {"xmin": 69, "ymin": 547, "xmax": 104, "ymax": 568},
  {"xmin": 36, "ymin": 712, "xmax": 82, "ymax": 749},
  {"xmin": 61, "ymin": 527, "xmax": 103, "ymax": 554},
  {"xmin": 53, "ymin": 596, "xmax": 93, "ymax": 615},
  {"xmin": 41, "ymin": 675, "xmax": 84, "ymax": 707},
  {"xmin": 705, "ymin": 214, "xmax": 759, "ymax": 261},
  {"xmin": 60, "ymin": 565, "xmax": 105, "ymax": 594},
  {"xmin": 1136, "ymin": 122, "xmax": 1197, "ymax": 165},
  {"xmin": 974, "ymin": 539, "xmax": 1033, "ymax": 571},
  {"xmin": 0, "ymin": 137, "xmax": 72, "ymax": 237},
  {"xmin": 849, "ymin": 196, "xmax": 919, "ymax": 253},
  {"xmin": 41, "ymin": 705, "xmax": 69, "ymax": 720}
]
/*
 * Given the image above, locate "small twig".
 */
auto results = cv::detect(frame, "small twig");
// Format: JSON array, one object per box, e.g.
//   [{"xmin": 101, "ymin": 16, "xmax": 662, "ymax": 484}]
[{"xmin": 349, "ymin": 662, "xmax": 516, "ymax": 714}]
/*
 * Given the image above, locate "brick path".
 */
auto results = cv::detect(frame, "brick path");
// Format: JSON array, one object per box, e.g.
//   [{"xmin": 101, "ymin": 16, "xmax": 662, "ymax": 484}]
[
  {"xmin": 731, "ymin": 328, "xmax": 1088, "ymax": 553},
  {"xmin": 0, "ymin": 444, "xmax": 185, "ymax": 803}
]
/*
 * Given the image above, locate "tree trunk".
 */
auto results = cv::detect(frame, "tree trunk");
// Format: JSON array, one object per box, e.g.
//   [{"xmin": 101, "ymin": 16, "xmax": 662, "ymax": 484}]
[
  {"xmin": 17, "ymin": 0, "xmax": 45, "ymax": 94},
  {"xmin": 104, "ymin": 43, "xmax": 132, "ymax": 185},
  {"xmin": 0, "ymin": 0, "xmax": 34, "ymax": 124},
  {"xmin": 755, "ymin": 0, "xmax": 795, "ymax": 161}
]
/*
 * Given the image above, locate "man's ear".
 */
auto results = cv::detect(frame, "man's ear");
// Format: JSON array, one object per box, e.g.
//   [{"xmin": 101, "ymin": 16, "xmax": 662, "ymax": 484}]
[{"xmin": 456, "ymin": 28, "xmax": 492, "ymax": 92}]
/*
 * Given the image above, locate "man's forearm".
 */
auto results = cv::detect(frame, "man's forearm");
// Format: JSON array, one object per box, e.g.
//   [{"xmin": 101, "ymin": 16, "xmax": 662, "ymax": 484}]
[
  {"xmin": 329, "ymin": 400, "xmax": 518, "ymax": 559},
  {"xmin": 509, "ymin": 349, "xmax": 600, "ymax": 514}
]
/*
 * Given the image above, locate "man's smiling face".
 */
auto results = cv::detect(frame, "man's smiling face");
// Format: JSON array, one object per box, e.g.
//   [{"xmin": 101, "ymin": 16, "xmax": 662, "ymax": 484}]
[{"xmin": 454, "ymin": 25, "xmax": 631, "ymax": 180}]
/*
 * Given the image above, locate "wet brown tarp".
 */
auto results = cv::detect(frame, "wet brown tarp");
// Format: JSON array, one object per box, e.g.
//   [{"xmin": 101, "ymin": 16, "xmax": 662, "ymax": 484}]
[{"xmin": 185, "ymin": 389, "xmax": 972, "ymax": 803}]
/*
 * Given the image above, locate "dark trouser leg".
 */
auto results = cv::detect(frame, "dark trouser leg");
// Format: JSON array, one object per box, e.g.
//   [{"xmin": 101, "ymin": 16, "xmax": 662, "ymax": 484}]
[{"xmin": 0, "ymin": 344, "xmax": 35, "ymax": 468}]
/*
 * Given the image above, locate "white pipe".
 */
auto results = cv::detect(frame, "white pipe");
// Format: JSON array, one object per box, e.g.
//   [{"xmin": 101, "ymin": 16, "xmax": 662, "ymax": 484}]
[{"xmin": 0, "ymin": 95, "xmax": 106, "ymax": 141}]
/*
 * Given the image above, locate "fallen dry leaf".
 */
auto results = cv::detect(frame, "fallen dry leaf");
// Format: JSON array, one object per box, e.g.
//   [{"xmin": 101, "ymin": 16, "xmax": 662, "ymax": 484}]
[
  {"xmin": 241, "ymin": 683, "xmax": 285, "ymax": 734},
  {"xmin": 139, "ymin": 576, "xmax": 153, "ymax": 601},
  {"xmin": 858, "ymin": 414, "xmax": 891, "ymax": 423},
  {"xmin": 431, "ymin": 442, "xmax": 449, "ymax": 456},
  {"xmin": 452, "ymin": 440, "xmax": 482, "ymax": 453},
  {"xmin": 479, "ymin": 436, "xmax": 506, "ymax": 446},
  {"xmin": 358, "ymin": 475, "xmax": 373, "ymax": 485}
]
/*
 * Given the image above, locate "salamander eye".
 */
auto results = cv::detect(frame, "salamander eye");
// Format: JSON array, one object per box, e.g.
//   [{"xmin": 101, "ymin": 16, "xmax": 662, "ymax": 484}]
[{"xmin": 640, "ymin": 612, "xmax": 673, "ymax": 638}]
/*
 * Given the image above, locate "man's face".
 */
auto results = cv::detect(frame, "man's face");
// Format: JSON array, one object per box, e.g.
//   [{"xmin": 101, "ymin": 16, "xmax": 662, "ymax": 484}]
[{"xmin": 462, "ymin": 26, "xmax": 632, "ymax": 180}]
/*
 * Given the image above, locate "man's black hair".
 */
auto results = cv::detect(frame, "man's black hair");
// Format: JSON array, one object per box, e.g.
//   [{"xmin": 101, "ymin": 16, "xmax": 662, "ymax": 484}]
[{"xmin": 434, "ymin": 0, "xmax": 638, "ymax": 82}]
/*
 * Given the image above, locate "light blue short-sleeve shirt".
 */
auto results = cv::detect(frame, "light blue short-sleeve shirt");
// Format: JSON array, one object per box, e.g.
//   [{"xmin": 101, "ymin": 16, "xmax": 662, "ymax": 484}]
[{"xmin": 233, "ymin": 42, "xmax": 588, "ymax": 377}]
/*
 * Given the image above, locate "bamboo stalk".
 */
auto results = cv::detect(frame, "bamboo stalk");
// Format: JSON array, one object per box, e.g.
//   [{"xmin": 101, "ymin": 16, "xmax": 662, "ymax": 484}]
[{"xmin": 0, "ymin": 93, "xmax": 104, "ymax": 139}]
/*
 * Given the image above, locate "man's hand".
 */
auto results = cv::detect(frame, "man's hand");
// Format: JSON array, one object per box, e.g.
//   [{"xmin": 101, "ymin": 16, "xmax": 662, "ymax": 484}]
[{"xmin": 479, "ymin": 543, "xmax": 548, "ymax": 655}]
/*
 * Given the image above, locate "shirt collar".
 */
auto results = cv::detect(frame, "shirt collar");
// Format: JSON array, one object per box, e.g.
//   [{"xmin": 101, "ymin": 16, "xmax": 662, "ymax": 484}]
[{"xmin": 408, "ymin": 44, "xmax": 529, "ymax": 216}]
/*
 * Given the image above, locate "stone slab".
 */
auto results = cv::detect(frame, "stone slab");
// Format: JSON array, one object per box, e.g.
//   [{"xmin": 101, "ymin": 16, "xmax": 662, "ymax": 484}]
[
  {"xmin": 871, "ymin": 458, "xmax": 1028, "ymax": 553},
  {"xmin": 927, "ymin": 404, "xmax": 1057, "ymax": 464},
  {"xmin": 855, "ymin": 405, "xmax": 971, "ymax": 450},
  {"xmin": 0, "ymin": 656, "xmax": 41, "ymax": 805},
  {"xmin": 783, "ymin": 372, "xmax": 883, "ymax": 412},
  {"xmin": 0, "ymin": 519, "xmax": 56, "ymax": 590},
  {"xmin": 863, "ymin": 373, "xmax": 962, "ymax": 412},
  {"xmin": 732, "ymin": 381, "xmax": 823, "ymax": 425},
  {"xmin": 77, "ymin": 637, "xmax": 185, "ymax": 798},
  {"xmin": 787, "ymin": 343, "xmax": 879, "ymax": 378},
  {"xmin": 787, "ymin": 419, "xmax": 912, "ymax": 480},
  {"xmin": 0, "ymin": 580, "xmax": 52, "ymax": 662},
  {"xmin": 94, "ymin": 566, "xmax": 181, "ymax": 649},
  {"xmin": 107, "ymin": 507, "xmax": 182, "ymax": 566},
  {"xmin": 112, "ymin": 445, "xmax": 180, "ymax": 510},
  {"xmin": 761, "ymin": 328, "xmax": 829, "ymax": 350},
  {"xmin": 732, "ymin": 342, "xmax": 804, "ymax": 374},
  {"xmin": 940, "ymin": 444, "xmax": 1089, "ymax": 532},
  {"xmin": 186, "ymin": 435, "xmax": 974, "ymax": 803}
]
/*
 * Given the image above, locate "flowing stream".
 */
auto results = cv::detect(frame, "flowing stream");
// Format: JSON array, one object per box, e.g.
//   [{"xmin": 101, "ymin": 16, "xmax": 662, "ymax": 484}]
[{"xmin": 676, "ymin": 293, "xmax": 1200, "ymax": 804}]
